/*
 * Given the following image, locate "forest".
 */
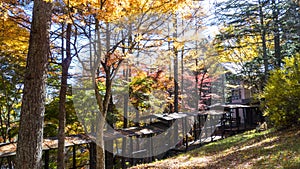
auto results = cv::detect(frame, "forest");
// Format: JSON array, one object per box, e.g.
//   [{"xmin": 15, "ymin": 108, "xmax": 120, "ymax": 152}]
[{"xmin": 0, "ymin": 0, "xmax": 300, "ymax": 168}]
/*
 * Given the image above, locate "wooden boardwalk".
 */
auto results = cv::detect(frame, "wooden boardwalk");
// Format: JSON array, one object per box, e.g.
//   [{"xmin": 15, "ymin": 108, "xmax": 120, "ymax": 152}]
[{"xmin": 0, "ymin": 104, "xmax": 262, "ymax": 168}]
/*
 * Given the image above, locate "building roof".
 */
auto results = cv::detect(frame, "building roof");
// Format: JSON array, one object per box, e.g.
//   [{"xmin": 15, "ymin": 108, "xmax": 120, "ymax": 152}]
[
  {"xmin": 220, "ymin": 62, "xmax": 243, "ymax": 75},
  {"xmin": 0, "ymin": 135, "xmax": 91, "ymax": 158}
]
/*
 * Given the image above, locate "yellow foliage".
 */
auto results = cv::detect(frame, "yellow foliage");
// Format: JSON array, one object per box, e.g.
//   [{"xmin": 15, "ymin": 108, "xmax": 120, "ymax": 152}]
[
  {"xmin": 173, "ymin": 41, "xmax": 184, "ymax": 50},
  {"xmin": 262, "ymin": 53, "xmax": 300, "ymax": 127},
  {"xmin": 216, "ymin": 35, "xmax": 260, "ymax": 63},
  {"xmin": 0, "ymin": 18, "xmax": 29, "ymax": 64},
  {"xmin": 57, "ymin": 0, "xmax": 191, "ymax": 23},
  {"xmin": 215, "ymin": 25, "xmax": 275, "ymax": 64}
]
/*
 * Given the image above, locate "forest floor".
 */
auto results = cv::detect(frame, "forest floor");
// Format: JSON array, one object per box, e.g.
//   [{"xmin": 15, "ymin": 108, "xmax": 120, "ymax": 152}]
[{"xmin": 130, "ymin": 126, "xmax": 300, "ymax": 169}]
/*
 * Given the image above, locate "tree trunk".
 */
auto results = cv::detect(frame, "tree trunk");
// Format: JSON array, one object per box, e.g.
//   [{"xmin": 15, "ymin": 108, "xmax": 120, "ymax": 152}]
[
  {"xmin": 15, "ymin": 0, "xmax": 52, "ymax": 169},
  {"xmin": 259, "ymin": 0, "xmax": 268, "ymax": 87},
  {"xmin": 57, "ymin": 23, "xmax": 72, "ymax": 169},
  {"xmin": 272, "ymin": 0, "xmax": 281, "ymax": 68},
  {"xmin": 199, "ymin": 70, "xmax": 207, "ymax": 109},
  {"xmin": 173, "ymin": 16, "xmax": 179, "ymax": 146},
  {"xmin": 105, "ymin": 96, "xmax": 114, "ymax": 169},
  {"xmin": 173, "ymin": 17, "xmax": 179, "ymax": 113},
  {"xmin": 105, "ymin": 135, "xmax": 114, "ymax": 169},
  {"xmin": 123, "ymin": 62, "xmax": 129, "ymax": 128},
  {"xmin": 94, "ymin": 75, "xmax": 112, "ymax": 169},
  {"xmin": 181, "ymin": 48, "xmax": 184, "ymax": 108},
  {"xmin": 96, "ymin": 117, "xmax": 106, "ymax": 169},
  {"xmin": 195, "ymin": 59, "xmax": 199, "ymax": 111}
]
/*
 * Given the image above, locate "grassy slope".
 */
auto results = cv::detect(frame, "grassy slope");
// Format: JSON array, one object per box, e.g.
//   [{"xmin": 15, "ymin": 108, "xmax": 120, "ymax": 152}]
[{"xmin": 131, "ymin": 127, "xmax": 300, "ymax": 169}]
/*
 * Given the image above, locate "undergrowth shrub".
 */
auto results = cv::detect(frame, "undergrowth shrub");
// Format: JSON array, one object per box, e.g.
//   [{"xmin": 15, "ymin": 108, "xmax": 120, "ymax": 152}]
[{"xmin": 262, "ymin": 54, "xmax": 300, "ymax": 127}]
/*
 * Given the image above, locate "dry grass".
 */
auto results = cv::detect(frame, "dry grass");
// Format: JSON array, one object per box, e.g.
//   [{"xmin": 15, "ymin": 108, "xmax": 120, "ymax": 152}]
[{"xmin": 130, "ymin": 127, "xmax": 300, "ymax": 169}]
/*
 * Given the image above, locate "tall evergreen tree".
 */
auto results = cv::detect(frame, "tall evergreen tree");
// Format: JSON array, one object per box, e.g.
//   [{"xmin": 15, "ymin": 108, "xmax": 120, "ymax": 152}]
[
  {"xmin": 213, "ymin": 0, "xmax": 300, "ymax": 91},
  {"xmin": 15, "ymin": 0, "xmax": 52, "ymax": 168}
]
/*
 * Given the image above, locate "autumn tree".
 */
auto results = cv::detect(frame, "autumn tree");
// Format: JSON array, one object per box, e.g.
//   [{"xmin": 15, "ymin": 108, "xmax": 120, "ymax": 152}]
[
  {"xmin": 1, "ymin": 2, "xmax": 73, "ymax": 168},
  {"xmin": 50, "ymin": 2, "xmax": 79, "ymax": 167},
  {"xmin": 262, "ymin": 53, "xmax": 300, "ymax": 127},
  {"xmin": 128, "ymin": 70, "xmax": 173, "ymax": 123},
  {"xmin": 0, "ymin": 18, "xmax": 28, "ymax": 143},
  {"xmin": 69, "ymin": 1, "xmax": 197, "ymax": 168},
  {"xmin": 56, "ymin": 22, "xmax": 74, "ymax": 169},
  {"xmin": 15, "ymin": 0, "xmax": 52, "ymax": 169},
  {"xmin": 213, "ymin": 0, "xmax": 270, "ymax": 88},
  {"xmin": 213, "ymin": 0, "xmax": 300, "ymax": 92}
]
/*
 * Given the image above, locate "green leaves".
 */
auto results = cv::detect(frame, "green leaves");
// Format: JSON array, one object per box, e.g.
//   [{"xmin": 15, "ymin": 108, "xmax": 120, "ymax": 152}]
[{"xmin": 44, "ymin": 97, "xmax": 84, "ymax": 137}]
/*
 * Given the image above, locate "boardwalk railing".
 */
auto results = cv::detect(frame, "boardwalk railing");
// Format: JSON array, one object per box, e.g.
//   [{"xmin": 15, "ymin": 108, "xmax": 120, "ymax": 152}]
[{"xmin": 0, "ymin": 104, "xmax": 262, "ymax": 168}]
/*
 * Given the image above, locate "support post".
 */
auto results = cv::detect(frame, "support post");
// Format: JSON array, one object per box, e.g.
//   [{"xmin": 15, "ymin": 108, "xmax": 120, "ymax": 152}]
[
  {"xmin": 45, "ymin": 150, "xmax": 49, "ymax": 169},
  {"xmin": 89, "ymin": 142, "xmax": 96, "ymax": 169},
  {"xmin": 72, "ymin": 145, "xmax": 76, "ymax": 169}
]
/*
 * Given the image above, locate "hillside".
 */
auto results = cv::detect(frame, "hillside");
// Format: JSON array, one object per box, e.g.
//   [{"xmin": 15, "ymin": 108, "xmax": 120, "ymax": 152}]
[{"xmin": 131, "ymin": 127, "xmax": 300, "ymax": 169}]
